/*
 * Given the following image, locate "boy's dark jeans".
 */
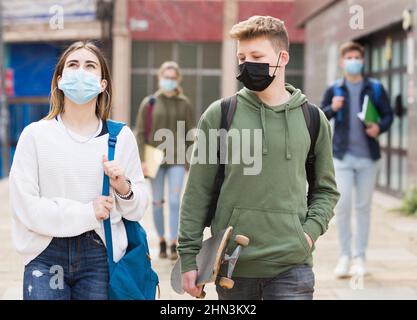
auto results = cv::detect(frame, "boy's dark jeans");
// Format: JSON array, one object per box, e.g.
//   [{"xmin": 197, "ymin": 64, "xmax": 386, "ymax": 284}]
[{"xmin": 216, "ymin": 264, "xmax": 314, "ymax": 300}]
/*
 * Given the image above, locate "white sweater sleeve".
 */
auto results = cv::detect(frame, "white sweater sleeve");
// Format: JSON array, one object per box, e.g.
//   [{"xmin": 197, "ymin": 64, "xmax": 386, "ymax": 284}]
[
  {"xmin": 9, "ymin": 126, "xmax": 101, "ymax": 238},
  {"xmin": 113, "ymin": 126, "xmax": 149, "ymax": 221}
]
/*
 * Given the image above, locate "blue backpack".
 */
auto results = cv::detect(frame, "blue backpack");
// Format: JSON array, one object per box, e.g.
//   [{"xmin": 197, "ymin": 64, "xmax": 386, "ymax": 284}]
[
  {"xmin": 102, "ymin": 120, "xmax": 159, "ymax": 300},
  {"xmin": 333, "ymin": 78, "xmax": 382, "ymax": 122}
]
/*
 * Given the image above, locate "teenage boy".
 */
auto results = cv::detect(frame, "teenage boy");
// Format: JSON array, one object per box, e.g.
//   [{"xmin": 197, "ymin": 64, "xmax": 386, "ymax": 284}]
[
  {"xmin": 178, "ymin": 16, "xmax": 340, "ymax": 300},
  {"xmin": 320, "ymin": 42, "xmax": 393, "ymax": 278}
]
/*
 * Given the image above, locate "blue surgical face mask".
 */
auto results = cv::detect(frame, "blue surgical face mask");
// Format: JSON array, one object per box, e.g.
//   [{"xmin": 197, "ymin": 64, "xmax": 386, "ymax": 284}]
[
  {"xmin": 159, "ymin": 78, "xmax": 178, "ymax": 92},
  {"xmin": 344, "ymin": 58, "xmax": 363, "ymax": 75},
  {"xmin": 58, "ymin": 68, "xmax": 103, "ymax": 105}
]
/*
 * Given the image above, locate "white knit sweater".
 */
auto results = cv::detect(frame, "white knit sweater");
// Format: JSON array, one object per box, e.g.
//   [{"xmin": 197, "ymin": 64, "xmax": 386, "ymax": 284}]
[{"xmin": 9, "ymin": 117, "xmax": 149, "ymax": 265}]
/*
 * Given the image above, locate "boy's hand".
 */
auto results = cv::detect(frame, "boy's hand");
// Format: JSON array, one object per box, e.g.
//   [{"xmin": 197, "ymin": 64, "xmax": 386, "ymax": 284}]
[
  {"xmin": 366, "ymin": 123, "xmax": 380, "ymax": 138},
  {"xmin": 182, "ymin": 270, "xmax": 203, "ymax": 297},
  {"xmin": 304, "ymin": 232, "xmax": 314, "ymax": 249},
  {"xmin": 331, "ymin": 96, "xmax": 344, "ymax": 112}
]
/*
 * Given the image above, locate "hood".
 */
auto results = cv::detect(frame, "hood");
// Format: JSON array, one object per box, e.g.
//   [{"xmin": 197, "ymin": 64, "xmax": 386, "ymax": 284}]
[{"xmin": 236, "ymin": 84, "xmax": 308, "ymax": 159}]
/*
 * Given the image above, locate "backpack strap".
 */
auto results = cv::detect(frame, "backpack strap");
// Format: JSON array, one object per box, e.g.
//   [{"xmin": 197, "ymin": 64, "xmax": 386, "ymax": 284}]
[
  {"xmin": 218, "ymin": 95, "xmax": 237, "ymax": 163},
  {"xmin": 204, "ymin": 95, "xmax": 237, "ymax": 227},
  {"xmin": 144, "ymin": 96, "xmax": 156, "ymax": 143},
  {"xmin": 369, "ymin": 78, "xmax": 382, "ymax": 105},
  {"xmin": 102, "ymin": 119, "xmax": 126, "ymax": 270},
  {"xmin": 301, "ymin": 102, "xmax": 320, "ymax": 206},
  {"xmin": 222, "ymin": 95, "xmax": 238, "ymax": 130}
]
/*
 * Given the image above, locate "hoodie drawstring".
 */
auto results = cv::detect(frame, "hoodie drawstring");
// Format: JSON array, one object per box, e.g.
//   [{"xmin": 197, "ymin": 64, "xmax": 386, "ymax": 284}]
[
  {"xmin": 260, "ymin": 104, "xmax": 268, "ymax": 155},
  {"xmin": 285, "ymin": 104, "xmax": 292, "ymax": 160},
  {"xmin": 259, "ymin": 102, "xmax": 292, "ymax": 159}
]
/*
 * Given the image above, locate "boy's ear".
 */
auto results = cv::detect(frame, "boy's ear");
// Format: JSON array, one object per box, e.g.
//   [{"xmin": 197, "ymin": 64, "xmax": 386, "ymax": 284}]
[
  {"xmin": 279, "ymin": 50, "xmax": 290, "ymax": 67},
  {"xmin": 339, "ymin": 57, "xmax": 345, "ymax": 70}
]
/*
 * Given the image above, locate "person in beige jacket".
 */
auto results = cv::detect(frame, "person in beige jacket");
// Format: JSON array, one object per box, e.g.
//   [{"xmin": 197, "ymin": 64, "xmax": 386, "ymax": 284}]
[{"xmin": 134, "ymin": 61, "xmax": 195, "ymax": 260}]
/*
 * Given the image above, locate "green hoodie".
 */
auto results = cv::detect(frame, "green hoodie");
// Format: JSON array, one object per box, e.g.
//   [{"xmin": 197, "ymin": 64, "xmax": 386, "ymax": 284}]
[
  {"xmin": 134, "ymin": 91, "xmax": 195, "ymax": 166},
  {"xmin": 178, "ymin": 84, "xmax": 340, "ymax": 278}
]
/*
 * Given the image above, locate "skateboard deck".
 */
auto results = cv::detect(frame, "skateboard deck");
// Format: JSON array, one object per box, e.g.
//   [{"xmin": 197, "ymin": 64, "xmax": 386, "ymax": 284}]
[{"xmin": 171, "ymin": 226, "xmax": 234, "ymax": 295}]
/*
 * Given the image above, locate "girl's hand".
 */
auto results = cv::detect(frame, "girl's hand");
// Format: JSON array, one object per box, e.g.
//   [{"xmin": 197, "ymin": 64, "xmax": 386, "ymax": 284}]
[
  {"xmin": 93, "ymin": 196, "xmax": 113, "ymax": 220},
  {"xmin": 102, "ymin": 155, "xmax": 130, "ymax": 195},
  {"xmin": 141, "ymin": 162, "xmax": 149, "ymax": 177}
]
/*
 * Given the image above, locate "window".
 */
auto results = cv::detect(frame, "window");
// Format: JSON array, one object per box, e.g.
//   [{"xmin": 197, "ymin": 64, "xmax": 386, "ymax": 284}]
[
  {"xmin": 286, "ymin": 43, "xmax": 304, "ymax": 90},
  {"xmin": 363, "ymin": 27, "xmax": 408, "ymax": 195},
  {"xmin": 131, "ymin": 41, "xmax": 222, "ymax": 124}
]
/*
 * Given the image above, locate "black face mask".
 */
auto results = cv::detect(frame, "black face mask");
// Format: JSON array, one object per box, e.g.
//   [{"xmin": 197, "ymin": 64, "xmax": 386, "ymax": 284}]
[{"xmin": 236, "ymin": 53, "xmax": 281, "ymax": 92}]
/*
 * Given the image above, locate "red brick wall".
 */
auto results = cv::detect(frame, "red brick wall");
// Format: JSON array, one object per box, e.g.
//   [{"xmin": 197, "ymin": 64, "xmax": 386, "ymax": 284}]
[
  {"xmin": 128, "ymin": 0, "xmax": 223, "ymax": 42},
  {"xmin": 239, "ymin": 1, "xmax": 304, "ymax": 43},
  {"xmin": 128, "ymin": 0, "xmax": 304, "ymax": 42}
]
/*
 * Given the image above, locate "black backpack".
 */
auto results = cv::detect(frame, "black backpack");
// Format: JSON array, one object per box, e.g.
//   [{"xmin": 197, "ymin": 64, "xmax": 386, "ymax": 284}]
[{"xmin": 204, "ymin": 95, "xmax": 321, "ymax": 227}]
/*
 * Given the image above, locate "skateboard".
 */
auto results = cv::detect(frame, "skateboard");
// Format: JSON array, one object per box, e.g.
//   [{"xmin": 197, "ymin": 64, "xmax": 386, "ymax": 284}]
[{"xmin": 170, "ymin": 226, "xmax": 250, "ymax": 298}]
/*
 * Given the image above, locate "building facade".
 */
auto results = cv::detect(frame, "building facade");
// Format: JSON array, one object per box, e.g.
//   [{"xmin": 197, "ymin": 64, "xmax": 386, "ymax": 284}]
[
  {"xmin": 296, "ymin": 0, "xmax": 417, "ymax": 196},
  {"xmin": 126, "ymin": 0, "xmax": 305, "ymax": 125},
  {"xmin": 1, "ymin": 0, "xmax": 304, "ymax": 177}
]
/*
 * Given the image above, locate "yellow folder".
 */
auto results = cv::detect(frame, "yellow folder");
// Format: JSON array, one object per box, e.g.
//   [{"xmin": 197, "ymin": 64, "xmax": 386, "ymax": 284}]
[{"xmin": 144, "ymin": 145, "xmax": 165, "ymax": 179}]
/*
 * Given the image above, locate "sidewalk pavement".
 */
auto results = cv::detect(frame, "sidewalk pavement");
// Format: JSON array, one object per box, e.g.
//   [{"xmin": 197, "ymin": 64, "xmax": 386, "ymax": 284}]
[{"xmin": 1, "ymin": 178, "xmax": 417, "ymax": 300}]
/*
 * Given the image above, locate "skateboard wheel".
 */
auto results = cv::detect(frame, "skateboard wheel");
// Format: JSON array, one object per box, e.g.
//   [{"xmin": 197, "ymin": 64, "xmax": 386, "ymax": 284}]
[
  {"xmin": 235, "ymin": 235, "xmax": 250, "ymax": 247},
  {"xmin": 219, "ymin": 277, "xmax": 234, "ymax": 289}
]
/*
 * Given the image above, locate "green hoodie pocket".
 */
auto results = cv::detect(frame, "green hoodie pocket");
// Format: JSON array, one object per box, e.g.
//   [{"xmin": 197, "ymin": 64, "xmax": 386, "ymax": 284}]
[{"xmin": 226, "ymin": 207, "xmax": 311, "ymax": 265}]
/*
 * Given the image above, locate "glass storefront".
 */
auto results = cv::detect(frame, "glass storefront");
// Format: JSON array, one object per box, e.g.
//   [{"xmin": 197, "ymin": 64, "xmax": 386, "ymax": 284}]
[
  {"xmin": 361, "ymin": 25, "xmax": 408, "ymax": 195},
  {"xmin": 130, "ymin": 41, "xmax": 222, "ymax": 124}
]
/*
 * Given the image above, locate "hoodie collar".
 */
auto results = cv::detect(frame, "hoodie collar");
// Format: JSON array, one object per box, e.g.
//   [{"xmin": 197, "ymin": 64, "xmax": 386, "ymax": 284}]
[{"xmin": 240, "ymin": 84, "xmax": 306, "ymax": 113}]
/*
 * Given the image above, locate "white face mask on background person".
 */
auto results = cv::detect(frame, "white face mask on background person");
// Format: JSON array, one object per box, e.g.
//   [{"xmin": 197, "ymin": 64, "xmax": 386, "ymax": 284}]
[
  {"xmin": 159, "ymin": 78, "xmax": 178, "ymax": 92},
  {"xmin": 344, "ymin": 58, "xmax": 364, "ymax": 75},
  {"xmin": 58, "ymin": 68, "xmax": 103, "ymax": 105}
]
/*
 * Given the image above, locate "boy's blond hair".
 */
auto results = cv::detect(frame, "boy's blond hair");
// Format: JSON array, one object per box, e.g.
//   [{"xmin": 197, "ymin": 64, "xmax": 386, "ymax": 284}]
[
  {"xmin": 339, "ymin": 41, "xmax": 365, "ymax": 58},
  {"xmin": 229, "ymin": 15, "xmax": 289, "ymax": 53}
]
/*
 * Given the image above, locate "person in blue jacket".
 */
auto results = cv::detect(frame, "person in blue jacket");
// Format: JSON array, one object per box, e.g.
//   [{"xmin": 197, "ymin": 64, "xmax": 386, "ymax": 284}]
[{"xmin": 321, "ymin": 41, "xmax": 393, "ymax": 278}]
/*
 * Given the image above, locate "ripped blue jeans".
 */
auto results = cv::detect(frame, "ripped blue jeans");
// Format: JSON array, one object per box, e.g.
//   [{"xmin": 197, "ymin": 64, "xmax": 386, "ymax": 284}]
[
  {"xmin": 23, "ymin": 231, "xmax": 108, "ymax": 300},
  {"xmin": 151, "ymin": 165, "xmax": 186, "ymax": 242}
]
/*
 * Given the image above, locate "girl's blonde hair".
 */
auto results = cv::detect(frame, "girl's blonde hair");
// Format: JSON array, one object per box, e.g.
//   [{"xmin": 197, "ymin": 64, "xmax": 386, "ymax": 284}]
[
  {"xmin": 158, "ymin": 61, "xmax": 183, "ymax": 94},
  {"xmin": 46, "ymin": 41, "xmax": 112, "ymax": 120}
]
